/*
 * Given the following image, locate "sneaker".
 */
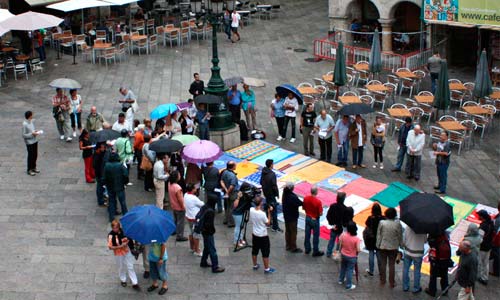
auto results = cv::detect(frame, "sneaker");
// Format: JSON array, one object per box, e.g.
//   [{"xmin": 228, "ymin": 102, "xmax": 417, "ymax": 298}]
[
  {"xmin": 252, "ymin": 264, "xmax": 260, "ymax": 270},
  {"xmin": 27, "ymin": 170, "xmax": 36, "ymax": 176},
  {"xmin": 289, "ymin": 138, "xmax": 296, "ymax": 143},
  {"xmin": 60, "ymin": 135, "xmax": 65, "ymax": 140},
  {"xmin": 66, "ymin": 137, "xmax": 72, "ymax": 142},
  {"xmin": 72, "ymin": 131, "xmax": 77, "ymax": 137},
  {"xmin": 338, "ymin": 280, "xmax": 343, "ymax": 285},
  {"xmin": 276, "ymin": 136, "xmax": 283, "ymax": 141},
  {"xmin": 312, "ymin": 251, "xmax": 324, "ymax": 257},
  {"xmin": 194, "ymin": 251, "xmax": 203, "ymax": 257},
  {"xmin": 379, "ymin": 164, "xmax": 384, "ymax": 169},
  {"xmin": 359, "ymin": 164, "xmax": 366, "ymax": 168},
  {"xmin": 264, "ymin": 267, "xmax": 276, "ymax": 274},
  {"xmin": 347, "ymin": 284, "xmax": 356, "ymax": 290},
  {"xmin": 365, "ymin": 269, "xmax": 374, "ymax": 276},
  {"xmin": 373, "ymin": 163, "xmax": 378, "ymax": 168},
  {"xmin": 352, "ymin": 165, "xmax": 357, "ymax": 169},
  {"xmin": 127, "ymin": 182, "xmax": 133, "ymax": 186},
  {"xmin": 32, "ymin": 169, "xmax": 40, "ymax": 173},
  {"xmin": 212, "ymin": 267, "xmax": 225, "ymax": 273}
]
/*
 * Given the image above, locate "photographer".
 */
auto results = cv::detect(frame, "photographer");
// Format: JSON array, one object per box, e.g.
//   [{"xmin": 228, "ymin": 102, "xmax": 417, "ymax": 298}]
[
  {"xmin": 249, "ymin": 196, "xmax": 276, "ymax": 274},
  {"xmin": 220, "ymin": 161, "xmax": 239, "ymax": 228},
  {"xmin": 260, "ymin": 159, "xmax": 282, "ymax": 232}
]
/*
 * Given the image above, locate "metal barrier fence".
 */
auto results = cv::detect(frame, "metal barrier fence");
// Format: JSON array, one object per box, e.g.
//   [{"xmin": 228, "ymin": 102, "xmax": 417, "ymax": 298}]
[{"xmin": 313, "ymin": 38, "xmax": 431, "ymax": 71}]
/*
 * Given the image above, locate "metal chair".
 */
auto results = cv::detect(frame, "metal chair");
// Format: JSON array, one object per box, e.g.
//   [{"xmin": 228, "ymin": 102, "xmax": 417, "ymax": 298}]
[
  {"xmin": 413, "ymin": 70, "xmax": 426, "ymax": 92},
  {"xmin": 409, "ymin": 107, "xmax": 424, "ymax": 124},
  {"xmin": 313, "ymin": 78, "xmax": 325, "ymax": 86},
  {"xmin": 399, "ymin": 77, "xmax": 417, "ymax": 97},
  {"xmin": 342, "ymin": 91, "xmax": 358, "ymax": 97},
  {"xmin": 462, "ymin": 101, "xmax": 478, "ymax": 107},
  {"xmin": 96, "ymin": 30, "xmax": 107, "ymax": 42},
  {"xmin": 372, "ymin": 91, "xmax": 388, "ymax": 111},
  {"xmin": 460, "ymin": 120, "xmax": 477, "ymax": 149},
  {"xmin": 156, "ymin": 26, "xmax": 166, "ymax": 46},
  {"xmin": 115, "ymin": 43, "xmax": 127, "ymax": 62},
  {"xmin": 146, "ymin": 19, "xmax": 155, "ymax": 35},
  {"xmin": 360, "ymin": 95, "xmax": 374, "ymax": 107},
  {"xmin": 404, "ymin": 98, "xmax": 418, "ymax": 108},
  {"xmin": 439, "ymin": 115, "xmax": 457, "ymax": 121},
  {"xmin": 367, "ymin": 80, "xmax": 382, "ymax": 85},
  {"xmin": 387, "ymin": 74, "xmax": 400, "ymax": 92},
  {"xmin": 392, "ymin": 117, "xmax": 406, "ymax": 137},
  {"xmin": 397, "ymin": 67, "xmax": 411, "ymax": 73},
  {"xmin": 356, "ymin": 70, "xmax": 370, "ymax": 87},
  {"xmin": 419, "ymin": 103, "xmax": 433, "ymax": 125},
  {"xmin": 463, "ymin": 82, "xmax": 475, "ymax": 101},
  {"xmin": 454, "ymin": 111, "xmax": 470, "ymax": 122},
  {"xmin": 101, "ymin": 47, "xmax": 116, "ymax": 67},
  {"xmin": 448, "ymin": 130, "xmax": 465, "ymax": 156},
  {"xmin": 165, "ymin": 24, "xmax": 180, "ymax": 47},
  {"xmin": 148, "ymin": 34, "xmax": 158, "ymax": 53},
  {"xmin": 329, "ymin": 100, "xmax": 343, "ymax": 117},
  {"xmin": 14, "ymin": 63, "xmax": 28, "ymax": 80},
  {"xmin": 298, "ymin": 82, "xmax": 313, "ymax": 88},
  {"xmin": 450, "ymin": 90, "xmax": 465, "ymax": 107},
  {"xmin": 418, "ymin": 91, "xmax": 433, "ymax": 96},
  {"xmin": 428, "ymin": 126, "xmax": 444, "ymax": 146},
  {"xmin": 390, "ymin": 103, "xmax": 407, "ymax": 109},
  {"xmin": 134, "ymin": 37, "xmax": 148, "ymax": 56},
  {"xmin": 448, "ymin": 79, "xmax": 462, "ymax": 84},
  {"xmin": 29, "ymin": 58, "xmax": 44, "ymax": 74}
]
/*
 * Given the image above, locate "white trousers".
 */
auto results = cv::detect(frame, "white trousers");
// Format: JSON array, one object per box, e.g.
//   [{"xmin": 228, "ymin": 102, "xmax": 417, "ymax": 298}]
[
  {"xmin": 115, "ymin": 252, "xmax": 138, "ymax": 285},
  {"xmin": 479, "ymin": 250, "xmax": 490, "ymax": 281},
  {"xmin": 457, "ymin": 287, "xmax": 475, "ymax": 300}
]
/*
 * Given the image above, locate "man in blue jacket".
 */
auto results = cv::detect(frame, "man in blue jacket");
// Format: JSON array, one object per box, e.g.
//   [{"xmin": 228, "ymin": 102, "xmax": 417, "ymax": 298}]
[{"xmin": 392, "ymin": 117, "xmax": 413, "ymax": 172}]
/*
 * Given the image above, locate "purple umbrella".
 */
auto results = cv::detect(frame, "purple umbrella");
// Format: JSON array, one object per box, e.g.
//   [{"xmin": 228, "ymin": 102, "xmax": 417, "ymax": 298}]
[
  {"xmin": 181, "ymin": 140, "xmax": 222, "ymax": 164},
  {"xmin": 176, "ymin": 101, "xmax": 192, "ymax": 111}
]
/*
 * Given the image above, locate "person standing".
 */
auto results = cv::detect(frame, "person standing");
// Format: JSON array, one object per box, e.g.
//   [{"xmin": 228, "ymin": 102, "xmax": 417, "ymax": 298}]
[
  {"xmin": 107, "ymin": 220, "xmax": 140, "ymax": 291},
  {"xmin": 300, "ymin": 103, "xmax": 316, "ymax": 156},
  {"xmin": 69, "ymin": 89, "xmax": 83, "ymax": 138},
  {"xmin": 85, "ymin": 106, "xmax": 106, "ymax": 132},
  {"xmin": 179, "ymin": 109, "xmax": 195, "ymax": 135},
  {"xmin": 196, "ymin": 103, "xmax": 211, "ymax": 140},
  {"xmin": 185, "ymin": 162, "xmax": 202, "ymax": 189},
  {"xmin": 22, "ymin": 111, "xmax": 40, "ymax": 176},
  {"xmin": 270, "ymin": 94, "xmax": 286, "ymax": 141},
  {"xmin": 168, "ymin": 170, "xmax": 188, "ymax": 242},
  {"xmin": 282, "ymin": 182, "xmax": 303, "ymax": 253},
  {"xmin": 230, "ymin": 10, "xmax": 241, "ymax": 42},
  {"xmin": 33, "ymin": 30, "xmax": 46, "ymax": 61},
  {"xmin": 260, "ymin": 159, "xmax": 282, "ymax": 232},
  {"xmin": 93, "ymin": 143, "xmax": 107, "ymax": 207},
  {"xmin": 455, "ymin": 240, "xmax": 478, "ymax": 300},
  {"xmin": 79, "ymin": 129, "xmax": 95, "ymax": 183},
  {"xmin": 223, "ymin": 9, "xmax": 232, "ymax": 40},
  {"xmin": 492, "ymin": 201, "xmax": 500, "ymax": 277},
  {"xmin": 283, "ymin": 92, "xmax": 299, "ymax": 143},
  {"xmin": 118, "ymin": 87, "xmax": 137, "ymax": 113},
  {"xmin": 376, "ymin": 208, "xmax": 403, "ymax": 288},
  {"xmin": 338, "ymin": 221, "xmax": 361, "ymax": 290},
  {"xmin": 184, "ymin": 183, "xmax": 204, "ymax": 256},
  {"xmin": 153, "ymin": 154, "xmax": 169, "ymax": 209},
  {"xmin": 477, "ymin": 209, "xmax": 495, "ymax": 285},
  {"xmin": 115, "ymin": 129, "xmax": 134, "ymax": 172},
  {"xmin": 433, "ymin": 132, "xmax": 451, "ymax": 195},
  {"xmin": 220, "ymin": 161, "xmax": 239, "ymax": 228},
  {"xmin": 425, "ymin": 233, "xmax": 452, "ymax": 297},
  {"xmin": 349, "ymin": 114, "xmax": 367, "ymax": 169},
  {"xmin": 392, "ymin": 117, "xmax": 413, "ymax": 172},
  {"xmin": 334, "ymin": 115, "xmax": 351, "ymax": 167},
  {"xmin": 326, "ymin": 192, "xmax": 348, "ymax": 258},
  {"xmin": 142, "ymin": 135, "xmax": 156, "ymax": 192},
  {"xmin": 402, "ymin": 226, "xmax": 427, "ymax": 293},
  {"xmin": 371, "ymin": 116, "xmax": 386, "ymax": 169},
  {"xmin": 406, "ymin": 125, "xmax": 425, "ymax": 181},
  {"xmin": 52, "ymin": 88, "xmax": 72, "ymax": 142},
  {"xmin": 199, "ymin": 203, "xmax": 226, "ymax": 273},
  {"xmin": 189, "ymin": 73, "xmax": 205, "ymax": 97},
  {"xmin": 425, "ymin": 51, "xmax": 442, "ymax": 94},
  {"xmin": 241, "ymin": 84, "xmax": 257, "ymax": 130},
  {"xmin": 303, "ymin": 185, "xmax": 324, "ymax": 257},
  {"xmin": 232, "ymin": 191, "xmax": 247, "ymax": 248},
  {"xmin": 202, "ymin": 161, "xmax": 222, "ymax": 212},
  {"xmin": 146, "ymin": 242, "xmax": 169, "ymax": 295},
  {"xmin": 364, "ymin": 202, "xmax": 385, "ymax": 276},
  {"xmin": 314, "ymin": 109, "xmax": 335, "ymax": 162},
  {"xmin": 227, "ymin": 85, "xmax": 242, "ymax": 123},
  {"xmin": 133, "ymin": 124, "xmax": 145, "ymax": 180},
  {"xmin": 112, "ymin": 113, "xmax": 131, "ymax": 133},
  {"xmin": 103, "ymin": 153, "xmax": 129, "ymax": 222},
  {"xmin": 249, "ymin": 196, "xmax": 275, "ymax": 273}
]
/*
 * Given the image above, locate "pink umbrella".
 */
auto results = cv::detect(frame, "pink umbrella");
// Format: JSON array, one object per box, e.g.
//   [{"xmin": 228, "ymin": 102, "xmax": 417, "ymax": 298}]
[{"xmin": 181, "ymin": 140, "xmax": 222, "ymax": 164}]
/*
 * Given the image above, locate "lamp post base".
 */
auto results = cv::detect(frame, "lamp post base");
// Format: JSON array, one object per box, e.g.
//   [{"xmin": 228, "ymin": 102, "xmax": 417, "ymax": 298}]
[{"xmin": 209, "ymin": 125, "xmax": 241, "ymax": 151}]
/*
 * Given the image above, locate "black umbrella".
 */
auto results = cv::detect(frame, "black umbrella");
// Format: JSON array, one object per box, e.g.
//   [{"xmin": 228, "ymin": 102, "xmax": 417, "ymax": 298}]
[
  {"xmin": 90, "ymin": 129, "xmax": 121, "ymax": 144},
  {"xmin": 194, "ymin": 94, "xmax": 223, "ymax": 105},
  {"xmin": 149, "ymin": 138, "xmax": 183, "ymax": 153},
  {"xmin": 338, "ymin": 103, "xmax": 374, "ymax": 116},
  {"xmin": 400, "ymin": 192, "xmax": 454, "ymax": 235}
]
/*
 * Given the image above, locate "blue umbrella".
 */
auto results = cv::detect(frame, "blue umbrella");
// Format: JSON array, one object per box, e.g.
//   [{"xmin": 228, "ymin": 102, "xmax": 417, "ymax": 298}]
[
  {"xmin": 150, "ymin": 103, "xmax": 178, "ymax": 119},
  {"xmin": 275, "ymin": 84, "xmax": 304, "ymax": 105},
  {"xmin": 120, "ymin": 205, "xmax": 176, "ymax": 244}
]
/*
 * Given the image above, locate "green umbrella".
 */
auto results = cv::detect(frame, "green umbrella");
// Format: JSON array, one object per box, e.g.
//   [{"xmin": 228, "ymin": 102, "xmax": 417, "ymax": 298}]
[
  {"xmin": 473, "ymin": 50, "xmax": 493, "ymax": 99},
  {"xmin": 171, "ymin": 134, "xmax": 200, "ymax": 146},
  {"xmin": 433, "ymin": 60, "xmax": 450, "ymax": 117},
  {"xmin": 334, "ymin": 41, "xmax": 347, "ymax": 86},
  {"xmin": 369, "ymin": 29, "xmax": 382, "ymax": 74}
]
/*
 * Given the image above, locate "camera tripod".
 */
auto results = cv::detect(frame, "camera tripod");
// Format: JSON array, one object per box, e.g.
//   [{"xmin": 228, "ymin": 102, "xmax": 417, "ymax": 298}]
[{"xmin": 233, "ymin": 209, "xmax": 252, "ymax": 252}]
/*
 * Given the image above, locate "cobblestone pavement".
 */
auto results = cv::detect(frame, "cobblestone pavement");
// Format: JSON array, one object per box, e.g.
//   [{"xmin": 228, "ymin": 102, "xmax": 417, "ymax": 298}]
[{"xmin": 0, "ymin": 0, "xmax": 499, "ymax": 299}]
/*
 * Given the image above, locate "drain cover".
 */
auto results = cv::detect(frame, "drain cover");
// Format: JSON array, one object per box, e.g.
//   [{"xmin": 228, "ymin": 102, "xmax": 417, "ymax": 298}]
[
  {"xmin": 305, "ymin": 57, "xmax": 321, "ymax": 62},
  {"xmin": 294, "ymin": 48, "xmax": 307, "ymax": 52}
]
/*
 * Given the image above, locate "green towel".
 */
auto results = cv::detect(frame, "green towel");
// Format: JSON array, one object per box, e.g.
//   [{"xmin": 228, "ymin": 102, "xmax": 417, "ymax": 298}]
[
  {"xmin": 443, "ymin": 196, "xmax": 477, "ymax": 229},
  {"xmin": 370, "ymin": 182, "xmax": 420, "ymax": 208}
]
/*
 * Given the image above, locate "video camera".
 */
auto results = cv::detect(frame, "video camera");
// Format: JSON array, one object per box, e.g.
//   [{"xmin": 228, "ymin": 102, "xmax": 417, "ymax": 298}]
[{"xmin": 238, "ymin": 182, "xmax": 261, "ymax": 211}]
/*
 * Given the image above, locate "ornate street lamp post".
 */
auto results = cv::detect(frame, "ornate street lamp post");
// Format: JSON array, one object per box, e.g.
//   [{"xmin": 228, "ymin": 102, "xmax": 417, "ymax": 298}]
[{"xmin": 190, "ymin": 0, "xmax": 235, "ymax": 131}]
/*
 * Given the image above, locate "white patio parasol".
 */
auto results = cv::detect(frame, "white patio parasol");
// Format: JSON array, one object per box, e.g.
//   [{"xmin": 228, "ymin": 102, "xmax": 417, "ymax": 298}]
[
  {"xmin": 47, "ymin": 0, "xmax": 111, "ymax": 12},
  {"xmin": 100, "ymin": 0, "xmax": 141, "ymax": 5},
  {"xmin": 0, "ymin": 9, "xmax": 14, "ymax": 23},
  {"xmin": 0, "ymin": 11, "xmax": 63, "ymax": 31}
]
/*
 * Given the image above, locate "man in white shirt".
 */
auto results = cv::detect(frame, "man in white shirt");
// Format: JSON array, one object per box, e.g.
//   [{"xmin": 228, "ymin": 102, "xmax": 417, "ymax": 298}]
[
  {"xmin": 153, "ymin": 154, "xmax": 169, "ymax": 209},
  {"xmin": 230, "ymin": 10, "xmax": 241, "ymax": 42},
  {"xmin": 314, "ymin": 109, "xmax": 335, "ymax": 162},
  {"xmin": 184, "ymin": 183, "xmax": 205, "ymax": 256},
  {"xmin": 249, "ymin": 196, "xmax": 276, "ymax": 274},
  {"xmin": 119, "ymin": 87, "xmax": 138, "ymax": 127},
  {"xmin": 112, "ymin": 112, "xmax": 131, "ymax": 133},
  {"xmin": 405, "ymin": 125, "xmax": 425, "ymax": 181},
  {"xmin": 283, "ymin": 93, "xmax": 299, "ymax": 143}
]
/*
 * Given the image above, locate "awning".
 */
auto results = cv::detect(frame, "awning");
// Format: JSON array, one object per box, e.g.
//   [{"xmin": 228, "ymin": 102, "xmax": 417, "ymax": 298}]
[
  {"xmin": 25, "ymin": 0, "xmax": 63, "ymax": 7},
  {"xmin": 479, "ymin": 25, "xmax": 500, "ymax": 32},
  {"xmin": 425, "ymin": 20, "xmax": 477, "ymax": 28}
]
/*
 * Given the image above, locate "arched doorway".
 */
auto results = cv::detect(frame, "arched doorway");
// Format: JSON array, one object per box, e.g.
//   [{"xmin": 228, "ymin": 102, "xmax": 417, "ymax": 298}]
[
  {"xmin": 391, "ymin": 1, "xmax": 421, "ymax": 32},
  {"xmin": 343, "ymin": 0, "xmax": 380, "ymax": 46}
]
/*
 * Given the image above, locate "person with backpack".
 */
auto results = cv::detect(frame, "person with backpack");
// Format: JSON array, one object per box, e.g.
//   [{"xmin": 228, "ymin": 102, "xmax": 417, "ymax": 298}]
[
  {"xmin": 425, "ymin": 233, "xmax": 452, "ymax": 297},
  {"xmin": 477, "ymin": 209, "xmax": 495, "ymax": 285},
  {"xmin": 491, "ymin": 201, "xmax": 500, "ymax": 277},
  {"xmin": 198, "ymin": 204, "xmax": 225, "ymax": 273},
  {"xmin": 326, "ymin": 192, "xmax": 348, "ymax": 258},
  {"xmin": 364, "ymin": 202, "xmax": 385, "ymax": 276}
]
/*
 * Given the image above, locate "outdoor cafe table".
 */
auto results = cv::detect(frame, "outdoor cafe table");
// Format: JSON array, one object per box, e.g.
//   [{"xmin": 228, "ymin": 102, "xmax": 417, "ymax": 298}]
[
  {"xmin": 92, "ymin": 43, "xmax": 113, "ymax": 64},
  {"xmin": 490, "ymin": 91, "xmax": 500, "ymax": 99},
  {"xmin": 366, "ymin": 84, "xmax": 388, "ymax": 93},
  {"xmin": 388, "ymin": 108, "xmax": 411, "ymax": 118},
  {"xmin": 438, "ymin": 121, "xmax": 466, "ymax": 131},
  {"xmin": 414, "ymin": 95, "xmax": 434, "ymax": 104},
  {"xmin": 322, "ymin": 74, "xmax": 333, "ymax": 82},
  {"xmin": 298, "ymin": 86, "xmax": 320, "ymax": 95},
  {"xmin": 131, "ymin": 35, "xmax": 148, "ymax": 42},
  {"xmin": 15, "ymin": 55, "xmax": 30, "ymax": 62},
  {"xmin": 0, "ymin": 47, "xmax": 16, "ymax": 52},
  {"xmin": 354, "ymin": 64, "xmax": 369, "ymax": 71},
  {"xmin": 449, "ymin": 82, "xmax": 467, "ymax": 90},
  {"xmin": 462, "ymin": 106, "xmax": 492, "ymax": 116},
  {"xmin": 338, "ymin": 96, "xmax": 361, "ymax": 104},
  {"xmin": 395, "ymin": 71, "xmax": 417, "ymax": 78}
]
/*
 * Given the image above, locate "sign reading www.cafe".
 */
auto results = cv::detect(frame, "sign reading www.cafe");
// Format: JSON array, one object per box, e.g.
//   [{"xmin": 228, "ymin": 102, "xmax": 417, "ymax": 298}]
[{"xmin": 423, "ymin": 0, "xmax": 500, "ymax": 26}]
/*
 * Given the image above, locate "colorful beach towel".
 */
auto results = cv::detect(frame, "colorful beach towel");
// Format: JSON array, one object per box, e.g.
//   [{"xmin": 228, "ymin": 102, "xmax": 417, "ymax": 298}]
[
  {"xmin": 443, "ymin": 196, "xmax": 477, "ymax": 229},
  {"xmin": 450, "ymin": 219, "xmax": 473, "ymax": 244},
  {"xmin": 317, "ymin": 170, "xmax": 361, "ymax": 191},
  {"xmin": 353, "ymin": 202, "xmax": 388, "ymax": 227},
  {"xmin": 226, "ymin": 140, "xmax": 278, "ymax": 160},
  {"xmin": 466, "ymin": 203, "xmax": 498, "ymax": 224},
  {"xmin": 370, "ymin": 182, "xmax": 419, "ymax": 208},
  {"xmin": 344, "ymin": 194, "xmax": 374, "ymax": 215},
  {"xmin": 250, "ymin": 148, "xmax": 295, "ymax": 167},
  {"xmin": 291, "ymin": 161, "xmax": 343, "ymax": 184},
  {"xmin": 234, "ymin": 161, "xmax": 260, "ymax": 179},
  {"xmin": 339, "ymin": 177, "xmax": 388, "ymax": 199},
  {"xmin": 293, "ymin": 182, "xmax": 337, "ymax": 207},
  {"xmin": 242, "ymin": 169, "xmax": 285, "ymax": 187},
  {"xmin": 214, "ymin": 153, "xmax": 242, "ymax": 169}
]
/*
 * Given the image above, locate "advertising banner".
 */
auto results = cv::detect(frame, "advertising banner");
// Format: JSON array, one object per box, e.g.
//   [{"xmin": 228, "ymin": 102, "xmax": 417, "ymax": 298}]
[{"xmin": 423, "ymin": 0, "xmax": 500, "ymax": 26}]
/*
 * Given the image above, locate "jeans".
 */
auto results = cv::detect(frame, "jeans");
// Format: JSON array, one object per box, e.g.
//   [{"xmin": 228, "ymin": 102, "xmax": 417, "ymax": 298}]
[
  {"xmin": 352, "ymin": 145, "xmax": 364, "ymax": 166},
  {"xmin": 326, "ymin": 229, "xmax": 340, "ymax": 257},
  {"xmin": 149, "ymin": 260, "xmax": 168, "ymax": 281},
  {"xmin": 229, "ymin": 104, "xmax": 241, "ymax": 123},
  {"xmin": 406, "ymin": 154, "xmax": 422, "ymax": 179},
  {"xmin": 304, "ymin": 216, "xmax": 320, "ymax": 253},
  {"xmin": 69, "ymin": 112, "xmax": 82, "ymax": 130},
  {"xmin": 394, "ymin": 145, "xmax": 407, "ymax": 170},
  {"xmin": 285, "ymin": 221, "xmax": 298, "ymax": 250},
  {"xmin": 275, "ymin": 117, "xmax": 285, "ymax": 138},
  {"xmin": 373, "ymin": 145, "xmax": 383, "ymax": 163},
  {"xmin": 368, "ymin": 249, "xmax": 378, "ymax": 274},
  {"xmin": 478, "ymin": 250, "xmax": 490, "ymax": 281},
  {"xmin": 224, "ymin": 192, "xmax": 236, "ymax": 226},
  {"xmin": 339, "ymin": 255, "xmax": 357, "ymax": 288},
  {"xmin": 108, "ymin": 190, "xmax": 127, "ymax": 222},
  {"xmin": 430, "ymin": 73, "xmax": 439, "ymax": 94},
  {"xmin": 428, "ymin": 260, "xmax": 449, "ymax": 295},
  {"xmin": 173, "ymin": 210, "xmax": 186, "ymax": 238},
  {"xmin": 223, "ymin": 23, "xmax": 231, "ymax": 39},
  {"xmin": 492, "ymin": 246, "xmax": 500, "ymax": 276},
  {"xmin": 201, "ymin": 234, "xmax": 219, "ymax": 271},
  {"xmin": 436, "ymin": 162, "xmax": 449, "ymax": 193},
  {"xmin": 302, "ymin": 126, "xmax": 314, "ymax": 155},
  {"xmin": 284, "ymin": 116, "xmax": 296, "ymax": 139},
  {"xmin": 403, "ymin": 255, "xmax": 423, "ymax": 292},
  {"xmin": 144, "ymin": 170, "xmax": 154, "ymax": 191},
  {"xmin": 199, "ymin": 124, "xmax": 209, "ymax": 140},
  {"xmin": 233, "ymin": 213, "xmax": 243, "ymax": 244},
  {"xmin": 337, "ymin": 140, "xmax": 349, "ymax": 164},
  {"xmin": 35, "ymin": 45, "xmax": 46, "ymax": 61},
  {"xmin": 318, "ymin": 136, "xmax": 332, "ymax": 162},
  {"xmin": 96, "ymin": 177, "xmax": 105, "ymax": 205},
  {"xmin": 26, "ymin": 142, "xmax": 38, "ymax": 172},
  {"xmin": 267, "ymin": 202, "xmax": 280, "ymax": 230}
]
